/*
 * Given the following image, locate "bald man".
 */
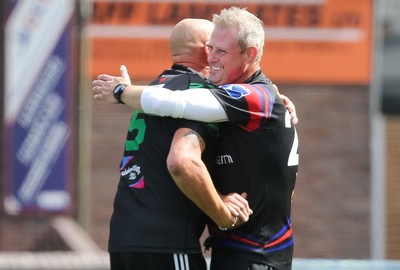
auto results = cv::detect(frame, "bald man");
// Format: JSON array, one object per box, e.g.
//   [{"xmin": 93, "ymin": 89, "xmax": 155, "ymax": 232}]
[
  {"xmin": 169, "ymin": 18, "xmax": 211, "ymax": 75},
  {"xmin": 106, "ymin": 19, "xmax": 250, "ymax": 270}
]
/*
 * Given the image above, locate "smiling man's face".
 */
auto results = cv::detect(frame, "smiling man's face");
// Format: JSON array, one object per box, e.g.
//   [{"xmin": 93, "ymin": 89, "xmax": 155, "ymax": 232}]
[{"xmin": 207, "ymin": 26, "xmax": 252, "ymax": 86}]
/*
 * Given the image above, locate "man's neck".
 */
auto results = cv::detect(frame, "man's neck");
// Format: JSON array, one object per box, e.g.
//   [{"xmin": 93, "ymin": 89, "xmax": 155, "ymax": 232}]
[{"xmin": 174, "ymin": 61, "xmax": 209, "ymax": 78}]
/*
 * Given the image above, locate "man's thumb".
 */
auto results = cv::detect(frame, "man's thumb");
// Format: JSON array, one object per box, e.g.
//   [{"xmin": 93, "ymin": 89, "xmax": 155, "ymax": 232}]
[{"xmin": 120, "ymin": 65, "xmax": 131, "ymax": 84}]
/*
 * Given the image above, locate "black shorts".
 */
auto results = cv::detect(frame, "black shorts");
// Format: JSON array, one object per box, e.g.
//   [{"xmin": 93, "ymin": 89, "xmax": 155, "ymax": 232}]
[
  {"xmin": 210, "ymin": 248, "xmax": 277, "ymax": 270},
  {"xmin": 110, "ymin": 251, "xmax": 207, "ymax": 270}
]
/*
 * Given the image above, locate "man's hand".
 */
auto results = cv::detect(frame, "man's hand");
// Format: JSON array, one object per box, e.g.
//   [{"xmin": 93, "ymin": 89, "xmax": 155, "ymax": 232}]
[
  {"xmin": 272, "ymin": 84, "xmax": 299, "ymax": 125},
  {"xmin": 92, "ymin": 65, "xmax": 131, "ymax": 103},
  {"xmin": 280, "ymin": 94, "xmax": 298, "ymax": 125},
  {"xmin": 221, "ymin": 192, "xmax": 253, "ymax": 228}
]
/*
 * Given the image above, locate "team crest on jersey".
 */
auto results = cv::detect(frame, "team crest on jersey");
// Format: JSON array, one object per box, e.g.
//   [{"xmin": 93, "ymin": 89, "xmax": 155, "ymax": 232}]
[
  {"xmin": 219, "ymin": 84, "xmax": 251, "ymax": 99},
  {"xmin": 120, "ymin": 156, "xmax": 144, "ymax": 189}
]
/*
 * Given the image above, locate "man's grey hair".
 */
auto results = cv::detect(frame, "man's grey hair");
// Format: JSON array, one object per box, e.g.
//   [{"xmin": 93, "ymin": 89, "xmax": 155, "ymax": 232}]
[{"xmin": 212, "ymin": 6, "xmax": 265, "ymax": 63}]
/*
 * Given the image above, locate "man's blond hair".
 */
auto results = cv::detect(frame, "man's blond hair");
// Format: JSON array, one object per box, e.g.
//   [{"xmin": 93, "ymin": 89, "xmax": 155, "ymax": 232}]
[{"xmin": 212, "ymin": 6, "xmax": 265, "ymax": 63}]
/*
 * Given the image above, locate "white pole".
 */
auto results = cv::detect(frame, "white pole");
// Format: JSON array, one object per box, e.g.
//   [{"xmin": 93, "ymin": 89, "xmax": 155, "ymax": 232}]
[{"xmin": 370, "ymin": 0, "xmax": 386, "ymax": 259}]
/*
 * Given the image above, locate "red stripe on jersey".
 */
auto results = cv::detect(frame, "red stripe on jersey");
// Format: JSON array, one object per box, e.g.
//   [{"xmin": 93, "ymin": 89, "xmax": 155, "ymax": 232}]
[
  {"xmin": 210, "ymin": 223, "xmax": 293, "ymax": 250},
  {"xmin": 264, "ymin": 226, "xmax": 293, "ymax": 249},
  {"xmin": 253, "ymin": 84, "xmax": 272, "ymax": 119},
  {"xmin": 240, "ymin": 84, "xmax": 271, "ymax": 132},
  {"xmin": 230, "ymin": 234, "xmax": 262, "ymax": 247}
]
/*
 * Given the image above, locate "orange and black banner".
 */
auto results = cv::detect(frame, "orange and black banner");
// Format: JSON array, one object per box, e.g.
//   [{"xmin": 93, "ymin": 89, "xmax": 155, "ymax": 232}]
[{"xmin": 89, "ymin": 0, "xmax": 372, "ymax": 84}]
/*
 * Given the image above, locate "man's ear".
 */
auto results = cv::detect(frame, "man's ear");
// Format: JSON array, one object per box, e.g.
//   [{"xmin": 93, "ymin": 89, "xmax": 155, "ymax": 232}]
[
  {"xmin": 204, "ymin": 41, "xmax": 210, "ymax": 53},
  {"xmin": 245, "ymin": 47, "xmax": 257, "ymax": 63},
  {"xmin": 202, "ymin": 42, "xmax": 210, "ymax": 65}
]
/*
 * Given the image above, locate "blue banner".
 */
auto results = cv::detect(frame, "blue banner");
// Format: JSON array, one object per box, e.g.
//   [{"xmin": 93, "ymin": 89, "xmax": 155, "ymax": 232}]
[{"xmin": 4, "ymin": 0, "xmax": 76, "ymax": 214}]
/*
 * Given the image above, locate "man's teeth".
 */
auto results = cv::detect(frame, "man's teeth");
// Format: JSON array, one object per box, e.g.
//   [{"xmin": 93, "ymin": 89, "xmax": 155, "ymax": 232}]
[{"xmin": 211, "ymin": 66, "xmax": 223, "ymax": 71}]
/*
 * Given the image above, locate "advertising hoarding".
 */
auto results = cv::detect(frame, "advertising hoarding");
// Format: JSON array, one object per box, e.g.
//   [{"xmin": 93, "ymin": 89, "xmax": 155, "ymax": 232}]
[
  {"xmin": 3, "ymin": 0, "xmax": 76, "ymax": 214},
  {"xmin": 89, "ymin": 0, "xmax": 372, "ymax": 84}
]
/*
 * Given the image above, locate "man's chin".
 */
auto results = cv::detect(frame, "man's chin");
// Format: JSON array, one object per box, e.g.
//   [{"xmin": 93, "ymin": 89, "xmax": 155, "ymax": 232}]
[{"xmin": 209, "ymin": 75, "xmax": 221, "ymax": 85}]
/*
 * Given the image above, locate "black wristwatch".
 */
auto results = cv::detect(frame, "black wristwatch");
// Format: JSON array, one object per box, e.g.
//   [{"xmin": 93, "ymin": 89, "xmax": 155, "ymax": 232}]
[{"xmin": 113, "ymin": 84, "xmax": 127, "ymax": 104}]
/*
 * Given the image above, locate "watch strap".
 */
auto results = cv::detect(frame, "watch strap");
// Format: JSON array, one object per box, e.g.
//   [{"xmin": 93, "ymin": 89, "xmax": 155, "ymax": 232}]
[{"xmin": 113, "ymin": 84, "xmax": 127, "ymax": 104}]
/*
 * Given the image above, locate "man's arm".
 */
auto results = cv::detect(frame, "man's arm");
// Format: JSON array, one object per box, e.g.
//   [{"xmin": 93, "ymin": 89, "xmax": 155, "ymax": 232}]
[
  {"xmin": 167, "ymin": 128, "xmax": 252, "ymax": 228},
  {"xmin": 92, "ymin": 68, "xmax": 228, "ymax": 121},
  {"xmin": 92, "ymin": 65, "xmax": 298, "ymax": 123}
]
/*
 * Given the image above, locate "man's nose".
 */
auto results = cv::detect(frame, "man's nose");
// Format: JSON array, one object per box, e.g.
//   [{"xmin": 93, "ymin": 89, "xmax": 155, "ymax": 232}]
[{"xmin": 207, "ymin": 50, "xmax": 216, "ymax": 63}]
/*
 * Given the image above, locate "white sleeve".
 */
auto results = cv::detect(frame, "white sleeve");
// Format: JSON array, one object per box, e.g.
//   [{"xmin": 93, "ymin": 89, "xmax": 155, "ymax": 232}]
[{"xmin": 140, "ymin": 86, "xmax": 228, "ymax": 122}]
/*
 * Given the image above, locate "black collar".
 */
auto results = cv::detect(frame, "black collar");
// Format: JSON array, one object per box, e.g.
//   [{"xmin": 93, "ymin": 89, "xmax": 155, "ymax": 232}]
[{"xmin": 245, "ymin": 69, "xmax": 272, "ymax": 85}]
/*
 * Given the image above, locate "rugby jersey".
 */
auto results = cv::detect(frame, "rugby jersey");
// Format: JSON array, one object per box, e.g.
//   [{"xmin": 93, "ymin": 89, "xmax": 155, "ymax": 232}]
[
  {"xmin": 205, "ymin": 70, "xmax": 299, "ymax": 270},
  {"xmin": 109, "ymin": 65, "xmax": 218, "ymax": 253}
]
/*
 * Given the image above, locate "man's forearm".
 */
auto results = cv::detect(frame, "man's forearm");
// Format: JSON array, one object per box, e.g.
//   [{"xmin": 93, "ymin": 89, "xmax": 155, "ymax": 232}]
[
  {"xmin": 119, "ymin": 85, "xmax": 147, "ymax": 111},
  {"xmin": 141, "ymin": 87, "xmax": 228, "ymax": 122},
  {"xmin": 167, "ymin": 128, "xmax": 238, "ymax": 228}
]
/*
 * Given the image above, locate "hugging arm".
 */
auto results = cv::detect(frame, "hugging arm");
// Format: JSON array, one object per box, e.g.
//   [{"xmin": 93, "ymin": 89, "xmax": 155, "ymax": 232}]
[
  {"xmin": 167, "ymin": 128, "xmax": 252, "ymax": 228},
  {"xmin": 92, "ymin": 65, "xmax": 298, "ymax": 124}
]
